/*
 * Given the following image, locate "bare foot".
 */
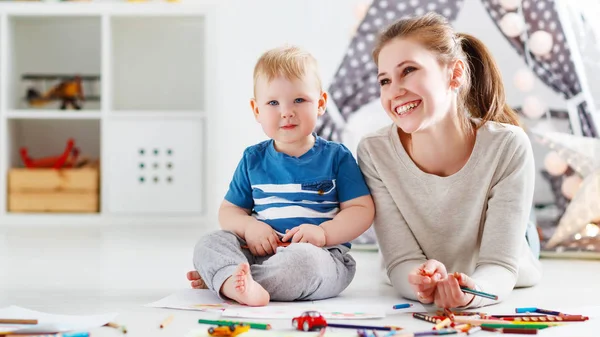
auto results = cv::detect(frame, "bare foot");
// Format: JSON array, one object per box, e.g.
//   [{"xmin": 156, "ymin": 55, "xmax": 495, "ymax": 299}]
[
  {"xmin": 186, "ymin": 270, "xmax": 208, "ymax": 289},
  {"xmin": 220, "ymin": 263, "xmax": 269, "ymax": 306}
]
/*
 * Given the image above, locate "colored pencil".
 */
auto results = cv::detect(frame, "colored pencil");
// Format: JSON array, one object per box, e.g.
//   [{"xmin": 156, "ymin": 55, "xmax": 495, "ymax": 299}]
[
  {"xmin": 500, "ymin": 315, "xmax": 588, "ymax": 322},
  {"xmin": 105, "ymin": 321, "xmax": 127, "ymax": 334},
  {"xmin": 466, "ymin": 326, "xmax": 482, "ymax": 335},
  {"xmin": 393, "ymin": 303, "xmax": 413, "ymax": 309},
  {"xmin": 453, "ymin": 317, "xmax": 508, "ymax": 325},
  {"xmin": 533, "ymin": 308, "xmax": 562, "ymax": 316},
  {"xmin": 481, "ymin": 326, "xmax": 538, "ymax": 334},
  {"xmin": 395, "ymin": 328, "xmax": 458, "ymax": 336},
  {"xmin": 0, "ymin": 319, "xmax": 38, "ymax": 325},
  {"xmin": 159, "ymin": 314, "xmax": 174, "ymax": 329},
  {"xmin": 326, "ymin": 323, "xmax": 403, "ymax": 331},
  {"xmin": 460, "ymin": 287, "xmax": 498, "ymax": 300},
  {"xmin": 481, "ymin": 323, "xmax": 553, "ymax": 330},
  {"xmin": 532, "ymin": 308, "xmax": 587, "ymax": 319},
  {"xmin": 413, "ymin": 313, "xmax": 440, "ymax": 324},
  {"xmin": 433, "ymin": 318, "xmax": 451, "ymax": 330},
  {"xmin": 2, "ymin": 333, "xmax": 89, "ymax": 337},
  {"xmin": 197, "ymin": 319, "xmax": 271, "ymax": 330},
  {"xmin": 515, "ymin": 307, "xmax": 537, "ymax": 313},
  {"xmin": 490, "ymin": 315, "xmax": 547, "ymax": 318}
]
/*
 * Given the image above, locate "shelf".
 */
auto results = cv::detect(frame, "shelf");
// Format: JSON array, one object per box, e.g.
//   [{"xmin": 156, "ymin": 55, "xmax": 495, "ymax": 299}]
[
  {"xmin": 111, "ymin": 15, "xmax": 206, "ymax": 111},
  {"xmin": 5, "ymin": 118, "xmax": 101, "ymax": 169},
  {"xmin": 0, "ymin": 2, "xmax": 213, "ymax": 17},
  {"xmin": 0, "ymin": 2, "xmax": 214, "ymax": 222},
  {"xmin": 108, "ymin": 110, "xmax": 205, "ymax": 119},
  {"xmin": 8, "ymin": 15, "xmax": 102, "ymax": 111},
  {"xmin": 0, "ymin": 213, "xmax": 208, "ymax": 227},
  {"xmin": 5, "ymin": 110, "xmax": 102, "ymax": 120}
]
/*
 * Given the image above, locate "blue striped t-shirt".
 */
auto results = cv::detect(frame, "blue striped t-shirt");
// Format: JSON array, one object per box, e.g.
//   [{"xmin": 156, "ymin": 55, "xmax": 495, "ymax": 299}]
[{"xmin": 225, "ymin": 135, "xmax": 370, "ymax": 247}]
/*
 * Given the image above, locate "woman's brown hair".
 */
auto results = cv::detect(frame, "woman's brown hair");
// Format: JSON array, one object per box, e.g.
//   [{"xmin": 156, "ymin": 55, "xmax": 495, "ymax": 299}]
[{"xmin": 372, "ymin": 12, "xmax": 520, "ymax": 130}]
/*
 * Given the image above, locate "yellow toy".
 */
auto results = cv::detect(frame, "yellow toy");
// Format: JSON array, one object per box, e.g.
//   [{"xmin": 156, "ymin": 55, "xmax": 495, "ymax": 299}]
[{"xmin": 208, "ymin": 324, "xmax": 250, "ymax": 337}]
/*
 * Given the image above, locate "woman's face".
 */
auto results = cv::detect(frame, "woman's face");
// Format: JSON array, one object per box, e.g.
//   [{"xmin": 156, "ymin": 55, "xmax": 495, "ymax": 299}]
[{"xmin": 377, "ymin": 37, "xmax": 455, "ymax": 134}]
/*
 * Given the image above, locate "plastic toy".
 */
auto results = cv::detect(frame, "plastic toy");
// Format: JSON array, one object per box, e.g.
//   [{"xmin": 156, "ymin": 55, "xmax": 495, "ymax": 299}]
[
  {"xmin": 23, "ymin": 74, "xmax": 100, "ymax": 110},
  {"xmin": 292, "ymin": 311, "xmax": 327, "ymax": 331},
  {"xmin": 26, "ymin": 75, "xmax": 85, "ymax": 109},
  {"xmin": 20, "ymin": 138, "xmax": 80, "ymax": 169},
  {"xmin": 207, "ymin": 323, "xmax": 250, "ymax": 337}
]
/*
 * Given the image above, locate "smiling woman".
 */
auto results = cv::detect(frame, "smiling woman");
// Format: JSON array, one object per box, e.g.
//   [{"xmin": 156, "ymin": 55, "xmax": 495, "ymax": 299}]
[{"xmin": 357, "ymin": 12, "xmax": 543, "ymax": 309}]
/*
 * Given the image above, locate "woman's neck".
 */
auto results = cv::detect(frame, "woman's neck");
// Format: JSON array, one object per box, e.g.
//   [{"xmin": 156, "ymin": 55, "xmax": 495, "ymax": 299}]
[{"xmin": 400, "ymin": 114, "xmax": 476, "ymax": 177}]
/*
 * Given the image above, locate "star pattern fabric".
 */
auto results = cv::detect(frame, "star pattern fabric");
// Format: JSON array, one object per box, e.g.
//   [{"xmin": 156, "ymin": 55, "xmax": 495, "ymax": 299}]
[
  {"xmin": 546, "ymin": 168, "xmax": 600, "ymax": 248},
  {"xmin": 316, "ymin": 0, "xmax": 465, "ymax": 141},
  {"xmin": 531, "ymin": 129, "xmax": 600, "ymax": 249},
  {"xmin": 482, "ymin": 0, "xmax": 598, "ymax": 137}
]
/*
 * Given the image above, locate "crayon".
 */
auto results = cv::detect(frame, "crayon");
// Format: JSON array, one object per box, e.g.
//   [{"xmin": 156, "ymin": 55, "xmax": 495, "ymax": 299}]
[{"xmin": 393, "ymin": 303, "xmax": 413, "ymax": 309}]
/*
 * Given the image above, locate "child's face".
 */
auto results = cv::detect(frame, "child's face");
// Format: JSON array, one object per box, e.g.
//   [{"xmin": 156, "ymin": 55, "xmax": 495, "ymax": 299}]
[
  {"xmin": 251, "ymin": 74, "xmax": 326, "ymax": 148},
  {"xmin": 376, "ymin": 37, "xmax": 455, "ymax": 134}
]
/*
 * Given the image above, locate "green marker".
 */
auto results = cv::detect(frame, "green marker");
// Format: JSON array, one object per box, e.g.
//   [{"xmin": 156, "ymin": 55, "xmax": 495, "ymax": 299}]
[{"xmin": 198, "ymin": 319, "xmax": 272, "ymax": 330}]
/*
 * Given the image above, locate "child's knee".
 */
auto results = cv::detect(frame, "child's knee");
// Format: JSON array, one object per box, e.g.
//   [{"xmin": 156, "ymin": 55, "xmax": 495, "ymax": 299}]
[
  {"xmin": 193, "ymin": 230, "xmax": 237, "ymax": 258},
  {"xmin": 281, "ymin": 244, "xmax": 329, "ymax": 280}
]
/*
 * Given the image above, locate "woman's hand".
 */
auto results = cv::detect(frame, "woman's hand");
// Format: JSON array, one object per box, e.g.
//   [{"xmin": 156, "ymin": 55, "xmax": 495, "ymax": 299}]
[
  {"xmin": 408, "ymin": 259, "xmax": 447, "ymax": 304},
  {"xmin": 434, "ymin": 272, "xmax": 476, "ymax": 308}
]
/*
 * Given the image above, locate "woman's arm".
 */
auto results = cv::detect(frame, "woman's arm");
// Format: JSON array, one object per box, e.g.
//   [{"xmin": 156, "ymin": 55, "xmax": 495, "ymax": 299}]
[
  {"xmin": 357, "ymin": 138, "xmax": 427, "ymax": 301},
  {"xmin": 320, "ymin": 195, "xmax": 375, "ymax": 246},
  {"xmin": 469, "ymin": 129, "xmax": 541, "ymax": 308}
]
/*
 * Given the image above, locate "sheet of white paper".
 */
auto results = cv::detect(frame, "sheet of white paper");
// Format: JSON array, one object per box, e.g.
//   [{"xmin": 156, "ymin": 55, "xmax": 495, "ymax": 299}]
[
  {"xmin": 0, "ymin": 305, "xmax": 118, "ymax": 334},
  {"xmin": 145, "ymin": 289, "xmax": 230, "ymax": 311},
  {"xmin": 221, "ymin": 304, "xmax": 386, "ymax": 320}
]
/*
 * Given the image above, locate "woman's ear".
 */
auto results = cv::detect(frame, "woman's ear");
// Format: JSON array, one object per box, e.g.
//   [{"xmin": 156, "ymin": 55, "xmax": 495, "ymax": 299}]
[{"xmin": 450, "ymin": 59, "xmax": 465, "ymax": 90}]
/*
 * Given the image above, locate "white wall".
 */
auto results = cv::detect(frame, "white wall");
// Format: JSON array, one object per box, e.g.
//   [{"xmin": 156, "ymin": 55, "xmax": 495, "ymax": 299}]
[
  {"xmin": 209, "ymin": 0, "xmax": 369, "ymax": 222},
  {"xmin": 209, "ymin": 0, "xmax": 569, "ymax": 215}
]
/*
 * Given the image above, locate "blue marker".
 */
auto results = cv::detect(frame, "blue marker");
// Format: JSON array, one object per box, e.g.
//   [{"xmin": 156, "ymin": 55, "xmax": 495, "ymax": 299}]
[
  {"xmin": 515, "ymin": 307, "xmax": 538, "ymax": 313},
  {"xmin": 392, "ymin": 303, "xmax": 413, "ymax": 309}
]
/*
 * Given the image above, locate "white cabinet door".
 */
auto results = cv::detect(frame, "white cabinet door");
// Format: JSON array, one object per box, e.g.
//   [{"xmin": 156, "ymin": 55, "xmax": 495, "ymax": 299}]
[{"xmin": 106, "ymin": 118, "xmax": 203, "ymax": 214}]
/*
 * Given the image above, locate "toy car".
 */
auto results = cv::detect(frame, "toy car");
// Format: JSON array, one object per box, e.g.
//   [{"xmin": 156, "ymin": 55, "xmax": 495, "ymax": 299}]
[
  {"xmin": 292, "ymin": 310, "xmax": 327, "ymax": 331},
  {"xmin": 207, "ymin": 323, "xmax": 250, "ymax": 336}
]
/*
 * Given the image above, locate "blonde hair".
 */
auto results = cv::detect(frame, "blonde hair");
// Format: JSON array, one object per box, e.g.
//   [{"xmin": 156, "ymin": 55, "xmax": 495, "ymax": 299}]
[
  {"xmin": 373, "ymin": 12, "xmax": 520, "ymax": 131},
  {"xmin": 253, "ymin": 45, "xmax": 322, "ymax": 96}
]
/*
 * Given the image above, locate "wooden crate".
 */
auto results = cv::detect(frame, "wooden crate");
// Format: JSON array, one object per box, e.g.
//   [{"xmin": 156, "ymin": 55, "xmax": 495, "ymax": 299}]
[{"xmin": 7, "ymin": 167, "xmax": 99, "ymax": 213}]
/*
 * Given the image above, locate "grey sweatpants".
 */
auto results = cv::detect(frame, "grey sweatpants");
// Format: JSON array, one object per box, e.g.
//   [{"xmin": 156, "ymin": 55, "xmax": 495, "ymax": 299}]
[{"xmin": 193, "ymin": 230, "xmax": 356, "ymax": 301}]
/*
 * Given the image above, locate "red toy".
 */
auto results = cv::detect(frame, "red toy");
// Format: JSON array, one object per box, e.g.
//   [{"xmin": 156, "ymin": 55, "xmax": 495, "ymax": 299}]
[
  {"xmin": 292, "ymin": 311, "xmax": 327, "ymax": 331},
  {"xmin": 20, "ymin": 138, "xmax": 80, "ymax": 169}
]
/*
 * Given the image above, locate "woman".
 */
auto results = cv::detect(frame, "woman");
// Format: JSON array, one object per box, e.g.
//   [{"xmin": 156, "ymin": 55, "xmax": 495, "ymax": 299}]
[{"xmin": 357, "ymin": 12, "xmax": 542, "ymax": 309}]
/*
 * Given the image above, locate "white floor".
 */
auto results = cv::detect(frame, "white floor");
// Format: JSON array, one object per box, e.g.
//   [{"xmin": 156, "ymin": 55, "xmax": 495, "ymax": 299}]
[{"xmin": 1, "ymin": 225, "xmax": 600, "ymax": 337}]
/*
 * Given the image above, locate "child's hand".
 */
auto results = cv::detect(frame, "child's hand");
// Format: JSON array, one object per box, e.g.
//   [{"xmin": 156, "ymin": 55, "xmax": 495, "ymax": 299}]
[
  {"xmin": 408, "ymin": 259, "xmax": 447, "ymax": 304},
  {"xmin": 243, "ymin": 221, "xmax": 281, "ymax": 256},
  {"xmin": 281, "ymin": 224, "xmax": 326, "ymax": 247},
  {"xmin": 434, "ymin": 272, "xmax": 476, "ymax": 308}
]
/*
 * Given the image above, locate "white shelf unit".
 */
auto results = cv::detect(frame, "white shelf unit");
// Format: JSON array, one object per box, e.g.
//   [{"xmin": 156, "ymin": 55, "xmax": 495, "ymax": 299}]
[{"xmin": 0, "ymin": 2, "xmax": 216, "ymax": 226}]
